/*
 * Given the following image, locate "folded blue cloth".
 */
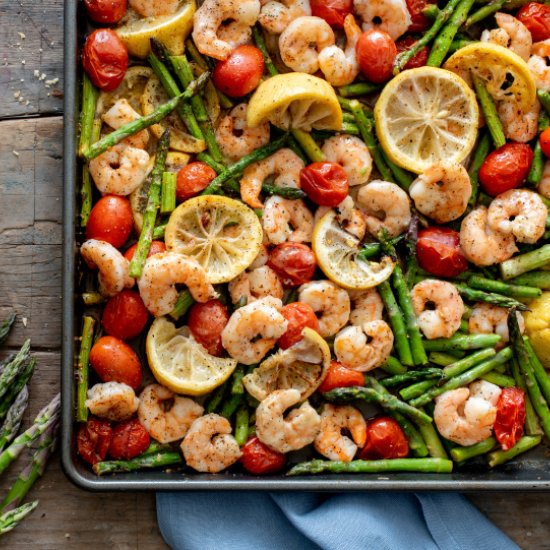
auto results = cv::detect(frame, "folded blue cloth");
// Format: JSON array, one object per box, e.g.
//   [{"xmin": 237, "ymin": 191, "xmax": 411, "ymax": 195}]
[{"xmin": 157, "ymin": 491, "xmax": 519, "ymax": 550}]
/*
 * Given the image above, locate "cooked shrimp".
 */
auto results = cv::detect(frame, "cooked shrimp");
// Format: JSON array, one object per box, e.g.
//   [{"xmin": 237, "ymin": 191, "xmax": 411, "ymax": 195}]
[
  {"xmin": 321, "ymin": 134, "xmax": 372, "ymax": 186},
  {"xmin": 221, "ymin": 297, "xmax": 287, "ymax": 364},
  {"xmin": 86, "ymin": 382, "xmax": 139, "ymax": 422},
  {"xmin": 480, "ymin": 13, "xmax": 532, "ymax": 61},
  {"xmin": 353, "ymin": 0, "xmax": 411, "ymax": 40},
  {"xmin": 129, "ymin": 0, "xmax": 178, "ymax": 17},
  {"xmin": 255, "ymin": 389, "xmax": 321, "ymax": 454},
  {"xmin": 102, "ymin": 99, "xmax": 149, "ymax": 150},
  {"xmin": 249, "ymin": 244, "xmax": 270, "ymax": 270},
  {"xmin": 348, "ymin": 289, "xmax": 384, "ymax": 326},
  {"xmin": 334, "ymin": 321, "xmax": 393, "ymax": 372},
  {"xmin": 279, "ymin": 16, "xmax": 335, "ymax": 73},
  {"xmin": 487, "ymin": 189, "xmax": 547, "ymax": 244},
  {"xmin": 469, "ymin": 303, "xmax": 525, "ymax": 345},
  {"xmin": 216, "ymin": 104, "xmax": 270, "ymax": 163},
  {"xmin": 228, "ymin": 266, "xmax": 284, "ymax": 305},
  {"xmin": 434, "ymin": 381, "xmax": 502, "ymax": 446},
  {"xmin": 258, "ymin": 0, "xmax": 311, "ymax": 35},
  {"xmin": 262, "ymin": 197, "xmax": 314, "ymax": 244},
  {"xmin": 409, "ymin": 162, "xmax": 471, "ymax": 224},
  {"xmin": 240, "ymin": 148, "xmax": 304, "ymax": 208},
  {"xmin": 497, "ymin": 99, "xmax": 540, "ymax": 143},
  {"xmin": 314, "ymin": 404, "xmax": 367, "ymax": 462},
  {"xmin": 192, "ymin": 0, "xmax": 261, "ymax": 60},
  {"xmin": 138, "ymin": 384, "xmax": 204, "ymax": 444},
  {"xmin": 334, "ymin": 196, "xmax": 367, "ymax": 240},
  {"xmin": 528, "ymin": 52, "xmax": 550, "ymax": 91},
  {"xmin": 411, "ymin": 279, "xmax": 464, "ymax": 340},
  {"xmin": 318, "ymin": 14, "xmax": 362, "ymax": 87},
  {"xmin": 138, "ymin": 252, "xmax": 217, "ymax": 317},
  {"xmin": 298, "ymin": 280, "xmax": 351, "ymax": 337},
  {"xmin": 538, "ymin": 160, "xmax": 550, "ymax": 199},
  {"xmin": 181, "ymin": 414, "xmax": 242, "ymax": 473},
  {"xmin": 80, "ymin": 239, "xmax": 134, "ymax": 297},
  {"xmin": 88, "ymin": 143, "xmax": 150, "ymax": 196},
  {"xmin": 460, "ymin": 207, "xmax": 518, "ymax": 267},
  {"xmin": 357, "ymin": 180, "xmax": 412, "ymax": 238}
]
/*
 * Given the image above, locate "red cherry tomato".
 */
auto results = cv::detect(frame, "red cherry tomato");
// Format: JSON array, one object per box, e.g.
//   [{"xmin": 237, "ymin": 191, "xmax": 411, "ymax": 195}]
[
  {"xmin": 359, "ymin": 417, "xmax": 409, "ymax": 460},
  {"xmin": 84, "ymin": 0, "xmax": 127, "ymax": 23},
  {"xmin": 279, "ymin": 302, "xmax": 320, "ymax": 349},
  {"xmin": 494, "ymin": 387, "xmax": 526, "ymax": 451},
  {"xmin": 176, "ymin": 162, "xmax": 217, "ymax": 202},
  {"xmin": 108, "ymin": 418, "xmax": 150, "ymax": 460},
  {"xmin": 188, "ymin": 299, "xmax": 230, "ymax": 357},
  {"xmin": 267, "ymin": 242, "xmax": 317, "ymax": 287},
  {"xmin": 517, "ymin": 2, "xmax": 550, "ymax": 42},
  {"xmin": 406, "ymin": 0, "xmax": 436, "ymax": 32},
  {"xmin": 89, "ymin": 336, "xmax": 142, "ymax": 390},
  {"xmin": 240, "ymin": 437, "xmax": 286, "ymax": 474},
  {"xmin": 318, "ymin": 360, "xmax": 364, "ymax": 393},
  {"xmin": 124, "ymin": 240, "xmax": 166, "ymax": 261},
  {"xmin": 300, "ymin": 162, "xmax": 349, "ymax": 206},
  {"xmin": 356, "ymin": 30, "xmax": 397, "ymax": 84},
  {"xmin": 82, "ymin": 29, "xmax": 128, "ymax": 91},
  {"xmin": 416, "ymin": 227, "xmax": 468, "ymax": 278},
  {"xmin": 86, "ymin": 195, "xmax": 133, "ymax": 249},
  {"xmin": 396, "ymin": 35, "xmax": 430, "ymax": 69},
  {"xmin": 540, "ymin": 127, "xmax": 550, "ymax": 158},
  {"xmin": 77, "ymin": 417, "xmax": 113, "ymax": 465},
  {"xmin": 212, "ymin": 45, "xmax": 265, "ymax": 98},
  {"xmin": 479, "ymin": 143, "xmax": 533, "ymax": 197},
  {"xmin": 101, "ymin": 290, "xmax": 149, "ymax": 341},
  {"xmin": 310, "ymin": 0, "xmax": 353, "ymax": 27}
]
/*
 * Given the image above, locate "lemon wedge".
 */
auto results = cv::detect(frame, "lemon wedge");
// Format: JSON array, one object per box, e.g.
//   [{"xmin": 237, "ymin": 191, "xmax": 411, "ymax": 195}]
[{"xmin": 247, "ymin": 73, "xmax": 343, "ymax": 131}]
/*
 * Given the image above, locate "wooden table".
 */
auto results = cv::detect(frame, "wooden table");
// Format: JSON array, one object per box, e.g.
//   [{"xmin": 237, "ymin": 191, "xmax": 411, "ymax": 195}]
[{"xmin": 0, "ymin": 1, "xmax": 547, "ymax": 548}]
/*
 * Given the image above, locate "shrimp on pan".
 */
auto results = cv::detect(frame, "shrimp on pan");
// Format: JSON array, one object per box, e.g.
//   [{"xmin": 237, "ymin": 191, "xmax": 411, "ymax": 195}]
[
  {"xmin": 353, "ymin": 0, "xmax": 411, "ymax": 40},
  {"xmin": 258, "ymin": 0, "xmax": 311, "ymax": 35},
  {"xmin": 348, "ymin": 289, "xmax": 384, "ymax": 326},
  {"xmin": 528, "ymin": 40, "xmax": 550, "ymax": 91},
  {"xmin": 228, "ymin": 266, "xmax": 284, "ymax": 306},
  {"xmin": 129, "ymin": 0, "xmax": 179, "ymax": 17},
  {"xmin": 481, "ymin": 13, "xmax": 532, "ymax": 61},
  {"xmin": 321, "ymin": 134, "xmax": 372, "ymax": 186},
  {"xmin": 334, "ymin": 196, "xmax": 367, "ymax": 241},
  {"xmin": 497, "ymin": 99, "xmax": 540, "ymax": 143},
  {"xmin": 102, "ymin": 99, "xmax": 150, "ymax": 150},
  {"xmin": 262, "ymin": 197, "xmax": 314, "ymax": 244},
  {"xmin": 86, "ymin": 382, "xmax": 139, "ymax": 422},
  {"xmin": 468, "ymin": 303, "xmax": 525, "ymax": 345}
]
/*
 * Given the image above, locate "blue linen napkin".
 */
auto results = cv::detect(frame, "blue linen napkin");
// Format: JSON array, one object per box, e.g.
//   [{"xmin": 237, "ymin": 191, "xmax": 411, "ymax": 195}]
[{"xmin": 157, "ymin": 491, "xmax": 519, "ymax": 550}]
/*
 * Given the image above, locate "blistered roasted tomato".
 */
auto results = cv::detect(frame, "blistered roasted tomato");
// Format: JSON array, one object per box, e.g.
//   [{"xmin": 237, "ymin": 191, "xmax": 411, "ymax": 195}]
[
  {"xmin": 416, "ymin": 227, "xmax": 468, "ymax": 278},
  {"xmin": 240, "ymin": 437, "xmax": 286, "ymax": 474},
  {"xmin": 268, "ymin": 242, "xmax": 317, "ymax": 286},
  {"xmin": 356, "ymin": 30, "xmax": 397, "ymax": 84},
  {"xmin": 300, "ymin": 162, "xmax": 349, "ymax": 206},
  {"xmin": 77, "ymin": 417, "xmax": 113, "ymax": 465},
  {"xmin": 176, "ymin": 162, "xmax": 217, "ymax": 202},
  {"xmin": 101, "ymin": 290, "xmax": 149, "ymax": 341},
  {"xmin": 84, "ymin": 0, "xmax": 127, "ymax": 24},
  {"xmin": 318, "ymin": 360, "xmax": 364, "ymax": 393},
  {"xmin": 310, "ymin": 0, "xmax": 353, "ymax": 27},
  {"xmin": 279, "ymin": 302, "xmax": 320, "ymax": 349},
  {"xmin": 406, "ymin": 0, "xmax": 436, "ymax": 32},
  {"xmin": 86, "ymin": 195, "xmax": 133, "ymax": 249},
  {"xmin": 359, "ymin": 417, "xmax": 409, "ymax": 459},
  {"xmin": 108, "ymin": 418, "xmax": 150, "ymax": 460},
  {"xmin": 494, "ymin": 387, "xmax": 526, "ymax": 451},
  {"xmin": 517, "ymin": 2, "xmax": 550, "ymax": 42},
  {"xmin": 188, "ymin": 299, "xmax": 230, "ymax": 357},
  {"xmin": 396, "ymin": 35, "xmax": 429, "ymax": 69},
  {"xmin": 539, "ymin": 127, "xmax": 550, "ymax": 158},
  {"xmin": 124, "ymin": 240, "xmax": 166, "ymax": 261}
]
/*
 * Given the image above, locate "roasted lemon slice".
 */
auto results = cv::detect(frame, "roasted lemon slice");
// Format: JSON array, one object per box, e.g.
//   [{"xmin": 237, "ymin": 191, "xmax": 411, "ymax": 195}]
[{"xmin": 97, "ymin": 66, "xmax": 153, "ymax": 114}]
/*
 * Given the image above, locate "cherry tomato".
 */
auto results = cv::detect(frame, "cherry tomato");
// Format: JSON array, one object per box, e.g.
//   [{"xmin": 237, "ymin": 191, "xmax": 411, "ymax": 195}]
[
  {"xmin": 240, "ymin": 436, "xmax": 286, "ymax": 474},
  {"xmin": 212, "ymin": 45, "xmax": 265, "ymax": 98},
  {"xmin": 406, "ymin": 0, "xmax": 436, "ymax": 32},
  {"xmin": 540, "ymin": 127, "xmax": 550, "ymax": 158},
  {"xmin": 176, "ymin": 162, "xmax": 217, "ymax": 202},
  {"xmin": 124, "ymin": 240, "xmax": 166, "ymax": 261},
  {"xmin": 310, "ymin": 0, "xmax": 353, "ymax": 27},
  {"xmin": 84, "ymin": 0, "xmax": 127, "ymax": 23},
  {"xmin": 101, "ymin": 290, "xmax": 149, "ymax": 341},
  {"xmin": 108, "ymin": 418, "xmax": 150, "ymax": 460},
  {"xmin": 86, "ymin": 195, "xmax": 133, "ymax": 249},
  {"xmin": 318, "ymin": 360, "xmax": 364, "ymax": 393},
  {"xmin": 300, "ymin": 162, "xmax": 349, "ymax": 206},
  {"xmin": 494, "ymin": 387, "xmax": 526, "ymax": 451},
  {"xmin": 359, "ymin": 417, "xmax": 409, "ymax": 460},
  {"xmin": 479, "ymin": 143, "xmax": 533, "ymax": 197},
  {"xmin": 267, "ymin": 242, "xmax": 317, "ymax": 287},
  {"xmin": 279, "ymin": 302, "xmax": 320, "ymax": 349},
  {"xmin": 89, "ymin": 336, "xmax": 142, "ymax": 390},
  {"xmin": 517, "ymin": 2, "xmax": 550, "ymax": 42},
  {"xmin": 356, "ymin": 30, "xmax": 397, "ymax": 84},
  {"xmin": 77, "ymin": 417, "xmax": 113, "ymax": 465},
  {"xmin": 416, "ymin": 227, "xmax": 468, "ymax": 278},
  {"xmin": 396, "ymin": 35, "xmax": 430, "ymax": 69},
  {"xmin": 82, "ymin": 29, "xmax": 128, "ymax": 91},
  {"xmin": 188, "ymin": 299, "xmax": 230, "ymax": 357}
]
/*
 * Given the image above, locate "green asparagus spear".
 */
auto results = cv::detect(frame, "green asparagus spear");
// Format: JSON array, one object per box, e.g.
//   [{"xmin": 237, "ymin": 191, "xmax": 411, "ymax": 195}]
[
  {"xmin": 480, "ymin": 372, "xmax": 516, "ymax": 387},
  {"xmin": 206, "ymin": 382, "xmax": 228, "ymax": 414},
  {"xmin": 428, "ymin": 352, "xmax": 458, "ymax": 367},
  {"xmin": 510, "ymin": 357, "xmax": 542, "ymax": 436},
  {"xmin": 538, "ymin": 89, "xmax": 550, "ymax": 116},
  {"xmin": 523, "ymin": 336, "xmax": 550, "ymax": 409},
  {"xmin": 472, "ymin": 75, "xmax": 506, "ymax": 149},
  {"xmin": 221, "ymin": 394, "xmax": 243, "ymax": 419},
  {"xmin": 0, "ymin": 501, "xmax": 38, "ymax": 534},
  {"xmin": 380, "ymin": 356, "xmax": 408, "ymax": 375},
  {"xmin": 527, "ymin": 111, "xmax": 549, "ymax": 186},
  {"xmin": 93, "ymin": 451, "xmax": 184, "ymax": 475},
  {"xmin": 452, "ymin": 283, "xmax": 530, "ymax": 310},
  {"xmin": 381, "ymin": 150, "xmax": 415, "ymax": 190},
  {"xmin": 160, "ymin": 172, "xmax": 177, "ymax": 215},
  {"xmin": 0, "ymin": 340, "xmax": 30, "ymax": 401},
  {"xmin": 0, "ymin": 360, "xmax": 35, "ymax": 422},
  {"xmin": 487, "ymin": 435, "xmax": 542, "ymax": 468},
  {"xmin": 234, "ymin": 406, "xmax": 250, "ymax": 446},
  {"xmin": 468, "ymin": 132, "xmax": 491, "ymax": 208},
  {"xmin": 422, "ymin": 333, "xmax": 501, "ymax": 352},
  {"xmin": 416, "ymin": 411, "xmax": 449, "ymax": 458},
  {"xmin": 76, "ymin": 316, "xmax": 95, "ymax": 422},
  {"xmin": 0, "ymin": 313, "xmax": 16, "ymax": 346},
  {"xmin": 467, "ymin": 276, "xmax": 541, "ymax": 299},
  {"xmin": 261, "ymin": 183, "xmax": 307, "ymax": 199},
  {"xmin": 169, "ymin": 289, "xmax": 195, "ymax": 321},
  {"xmin": 380, "ymin": 368, "xmax": 444, "ymax": 388},
  {"xmin": 450, "ymin": 437, "xmax": 497, "ymax": 463},
  {"xmin": 0, "ymin": 386, "xmax": 28, "ymax": 452},
  {"xmin": 500, "ymin": 244, "xmax": 550, "ymax": 280},
  {"xmin": 337, "ymin": 82, "xmax": 383, "ymax": 97},
  {"xmin": 356, "ymin": 235, "xmax": 404, "ymax": 261},
  {"xmin": 464, "ymin": 0, "xmax": 506, "ymax": 27}
]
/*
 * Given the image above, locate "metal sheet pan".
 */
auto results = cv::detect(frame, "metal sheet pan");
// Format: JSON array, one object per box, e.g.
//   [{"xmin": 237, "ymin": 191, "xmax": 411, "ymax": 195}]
[{"xmin": 61, "ymin": 0, "xmax": 550, "ymax": 491}]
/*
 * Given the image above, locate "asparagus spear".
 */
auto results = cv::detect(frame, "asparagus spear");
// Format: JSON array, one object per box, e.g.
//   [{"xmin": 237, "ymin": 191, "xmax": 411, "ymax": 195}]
[
  {"xmin": 234, "ymin": 406, "xmax": 250, "ymax": 446},
  {"xmin": 523, "ymin": 337, "xmax": 550, "ymax": 405},
  {"xmin": 464, "ymin": 0, "xmax": 506, "ymax": 27},
  {"xmin": 468, "ymin": 131, "xmax": 491, "ymax": 208},
  {"xmin": 472, "ymin": 75, "xmax": 506, "ymax": 148},
  {"xmin": 0, "ymin": 501, "xmax": 39, "ymax": 534},
  {"xmin": 93, "ymin": 451, "xmax": 183, "ymax": 475},
  {"xmin": 0, "ymin": 360, "xmax": 36, "ymax": 422},
  {"xmin": 169, "ymin": 289, "xmax": 195, "ymax": 321},
  {"xmin": 356, "ymin": 235, "xmax": 404, "ymax": 261},
  {"xmin": 160, "ymin": 172, "xmax": 177, "ymax": 215},
  {"xmin": 337, "ymin": 82, "xmax": 383, "ymax": 97},
  {"xmin": 454, "ymin": 283, "xmax": 529, "ymax": 311},
  {"xmin": 76, "ymin": 316, "xmax": 95, "ymax": 423},
  {"xmin": 0, "ymin": 386, "xmax": 28, "ymax": 452},
  {"xmin": 527, "ymin": 110, "xmax": 549, "ymax": 186},
  {"xmin": 380, "ymin": 356, "xmax": 408, "ymax": 375},
  {"xmin": 261, "ymin": 183, "xmax": 307, "ymax": 200},
  {"xmin": 510, "ymin": 357, "xmax": 542, "ymax": 436},
  {"xmin": 467, "ymin": 275, "xmax": 541, "ymax": 299},
  {"xmin": 416, "ymin": 409, "xmax": 449, "ymax": 458},
  {"xmin": 538, "ymin": 89, "xmax": 550, "ymax": 116},
  {"xmin": 422, "ymin": 333, "xmax": 501, "ymax": 352},
  {"xmin": 252, "ymin": 25, "xmax": 278, "ymax": 77},
  {"xmin": 480, "ymin": 372, "xmax": 516, "ymax": 387},
  {"xmin": 0, "ymin": 313, "xmax": 16, "ymax": 346},
  {"xmin": 380, "ymin": 368, "xmax": 443, "ymax": 388},
  {"xmin": 0, "ymin": 340, "xmax": 30, "ymax": 401},
  {"xmin": 205, "ymin": 382, "xmax": 228, "ymax": 414},
  {"xmin": 500, "ymin": 244, "xmax": 550, "ymax": 280},
  {"xmin": 487, "ymin": 435, "xmax": 542, "ymax": 468},
  {"xmin": 450, "ymin": 437, "xmax": 497, "ymax": 463}
]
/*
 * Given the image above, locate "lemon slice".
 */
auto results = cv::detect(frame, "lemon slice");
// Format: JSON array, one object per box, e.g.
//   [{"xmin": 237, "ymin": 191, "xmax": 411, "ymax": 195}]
[
  {"xmin": 443, "ymin": 42, "xmax": 536, "ymax": 111},
  {"xmin": 312, "ymin": 210, "xmax": 395, "ymax": 290},
  {"xmin": 247, "ymin": 73, "xmax": 343, "ymax": 131},
  {"xmin": 146, "ymin": 317, "xmax": 237, "ymax": 395},
  {"xmin": 165, "ymin": 195, "xmax": 263, "ymax": 284},
  {"xmin": 243, "ymin": 328, "xmax": 330, "ymax": 401},
  {"xmin": 97, "ymin": 66, "xmax": 153, "ymax": 115},
  {"xmin": 375, "ymin": 66, "xmax": 478, "ymax": 174},
  {"xmin": 115, "ymin": 1, "xmax": 196, "ymax": 58}
]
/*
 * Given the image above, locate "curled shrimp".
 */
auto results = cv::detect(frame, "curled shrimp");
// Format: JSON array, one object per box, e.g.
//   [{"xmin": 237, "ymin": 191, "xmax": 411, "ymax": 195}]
[
  {"xmin": 314, "ymin": 404, "xmax": 367, "ymax": 462},
  {"xmin": 80, "ymin": 239, "xmax": 134, "ymax": 297},
  {"xmin": 88, "ymin": 143, "xmax": 150, "ymax": 196},
  {"xmin": 334, "ymin": 321, "xmax": 394, "ymax": 372},
  {"xmin": 221, "ymin": 296, "xmax": 288, "ymax": 364},
  {"xmin": 216, "ymin": 104, "xmax": 270, "ymax": 163},
  {"xmin": 321, "ymin": 134, "xmax": 372, "ymax": 186},
  {"xmin": 298, "ymin": 280, "xmax": 351, "ymax": 337},
  {"xmin": 481, "ymin": 13, "xmax": 532, "ymax": 61},
  {"xmin": 240, "ymin": 148, "xmax": 304, "ymax": 209},
  {"xmin": 249, "ymin": 244, "xmax": 270, "ymax": 270},
  {"xmin": 497, "ymin": 99, "xmax": 540, "ymax": 143},
  {"xmin": 353, "ymin": 0, "xmax": 411, "ymax": 40},
  {"xmin": 138, "ymin": 384, "xmax": 204, "ymax": 444},
  {"xmin": 102, "ymin": 99, "xmax": 150, "ymax": 150},
  {"xmin": 181, "ymin": 413, "xmax": 242, "ymax": 473},
  {"xmin": 279, "ymin": 16, "xmax": 335, "ymax": 73},
  {"xmin": 129, "ymin": 0, "xmax": 178, "ymax": 17},
  {"xmin": 192, "ymin": 0, "xmax": 261, "ymax": 60},
  {"xmin": 262, "ymin": 197, "xmax": 314, "ymax": 244},
  {"xmin": 468, "ymin": 303, "xmax": 525, "ymax": 345},
  {"xmin": 409, "ymin": 162, "xmax": 471, "ymax": 224},
  {"xmin": 334, "ymin": 196, "xmax": 367, "ymax": 240},
  {"xmin": 411, "ymin": 279, "xmax": 464, "ymax": 340},
  {"xmin": 86, "ymin": 382, "xmax": 139, "ymax": 422},
  {"xmin": 538, "ymin": 160, "xmax": 550, "ymax": 199},
  {"xmin": 434, "ymin": 381, "xmax": 502, "ymax": 446},
  {"xmin": 348, "ymin": 288, "xmax": 384, "ymax": 326},
  {"xmin": 487, "ymin": 189, "xmax": 547, "ymax": 244},
  {"xmin": 228, "ymin": 265, "xmax": 284, "ymax": 306},
  {"xmin": 255, "ymin": 389, "xmax": 321, "ymax": 454},
  {"xmin": 356, "ymin": 180, "xmax": 412, "ymax": 238},
  {"xmin": 528, "ymin": 54, "xmax": 550, "ymax": 91},
  {"xmin": 258, "ymin": 0, "xmax": 311, "ymax": 35},
  {"xmin": 137, "ymin": 252, "xmax": 217, "ymax": 317}
]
